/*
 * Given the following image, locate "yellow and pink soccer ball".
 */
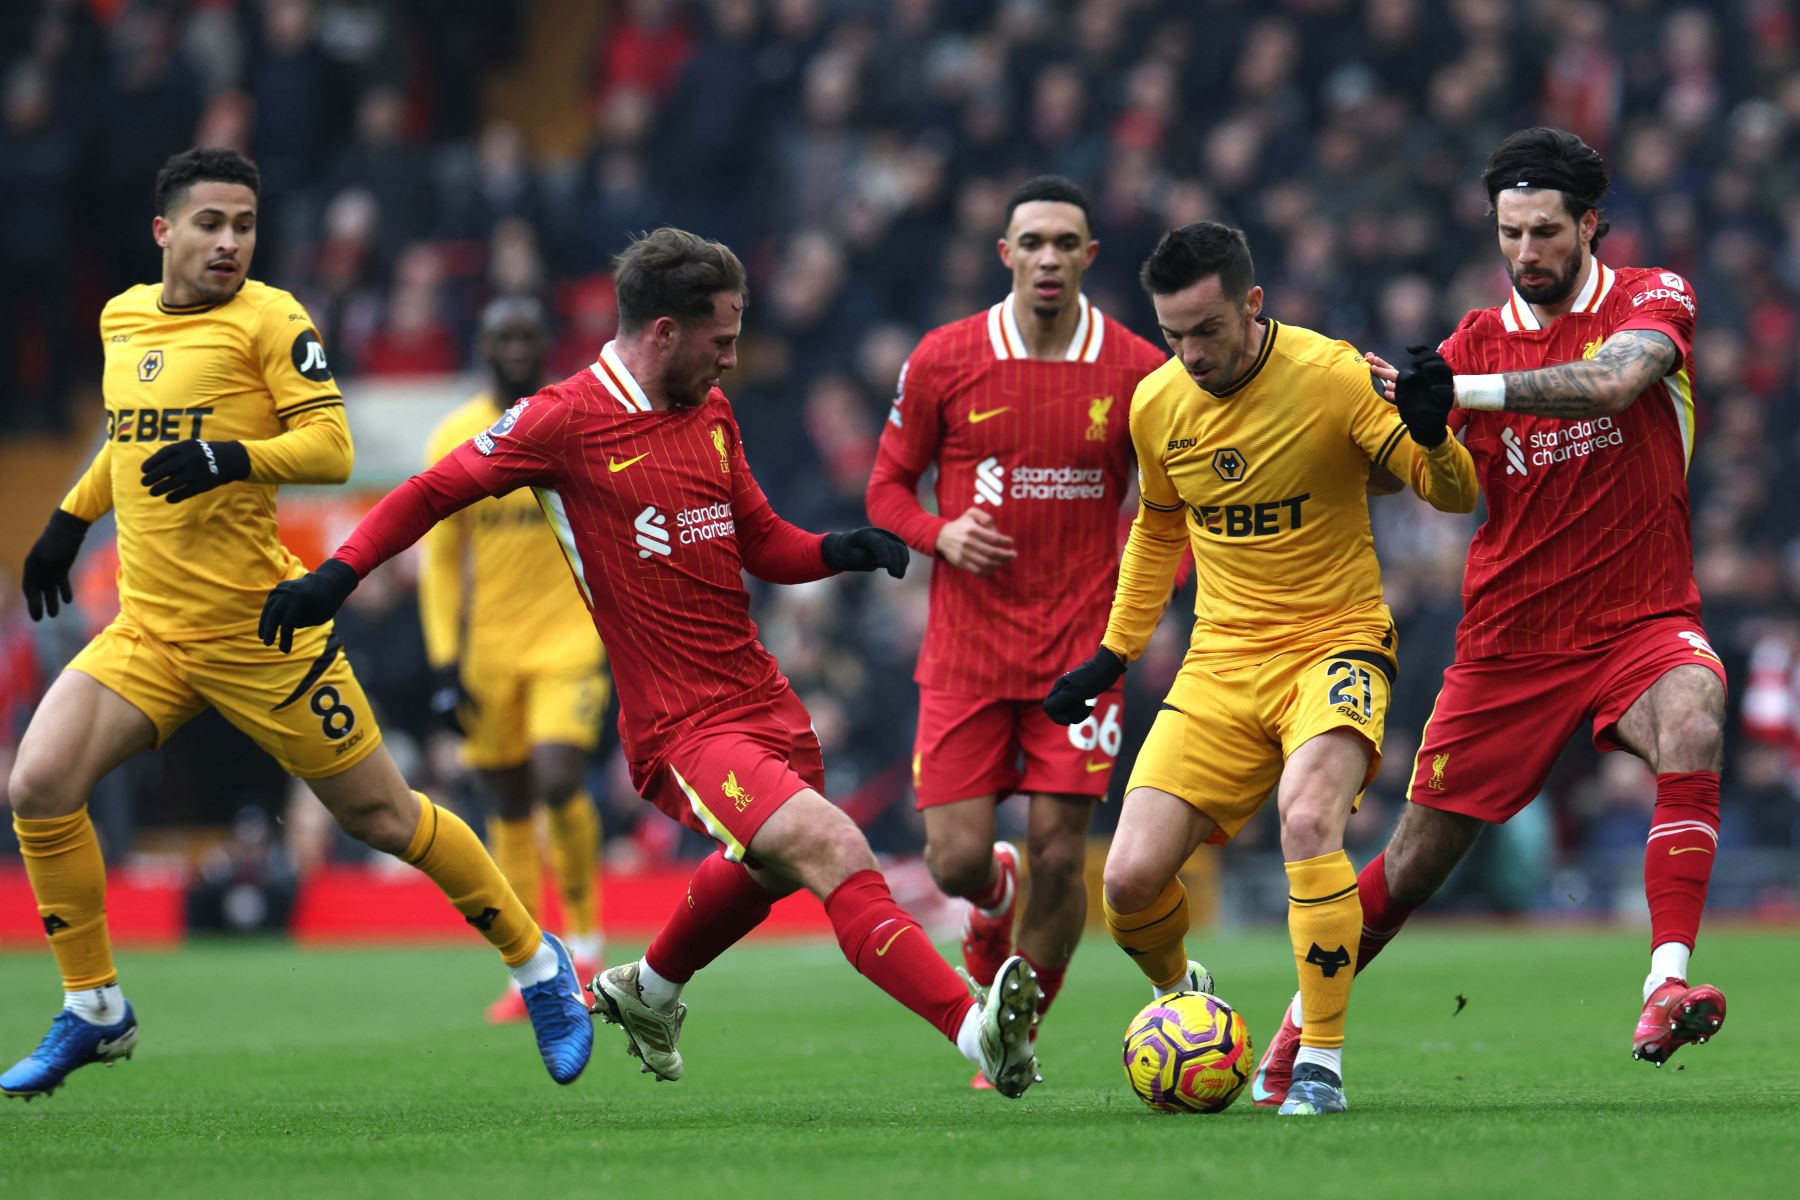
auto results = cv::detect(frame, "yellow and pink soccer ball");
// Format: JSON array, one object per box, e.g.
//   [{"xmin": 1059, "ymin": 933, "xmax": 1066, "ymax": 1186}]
[{"xmin": 1122, "ymin": 991, "xmax": 1254, "ymax": 1113}]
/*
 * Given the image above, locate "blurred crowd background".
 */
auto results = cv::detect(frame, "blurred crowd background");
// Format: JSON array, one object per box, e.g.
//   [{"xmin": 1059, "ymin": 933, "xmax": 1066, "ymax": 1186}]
[{"xmin": 4, "ymin": 0, "xmax": 1800, "ymax": 926}]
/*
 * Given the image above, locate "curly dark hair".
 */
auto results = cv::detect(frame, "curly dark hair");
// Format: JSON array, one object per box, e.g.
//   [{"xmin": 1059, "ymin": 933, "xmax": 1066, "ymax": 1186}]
[{"xmin": 154, "ymin": 147, "xmax": 261, "ymax": 216}]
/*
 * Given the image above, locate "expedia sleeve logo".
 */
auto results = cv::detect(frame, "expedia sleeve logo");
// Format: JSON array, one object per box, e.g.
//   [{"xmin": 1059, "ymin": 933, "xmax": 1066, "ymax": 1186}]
[{"xmin": 291, "ymin": 330, "xmax": 334, "ymax": 382}]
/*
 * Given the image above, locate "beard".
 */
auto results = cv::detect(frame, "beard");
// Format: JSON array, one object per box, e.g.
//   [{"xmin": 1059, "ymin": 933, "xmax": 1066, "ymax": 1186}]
[
  {"xmin": 661, "ymin": 365, "xmax": 709, "ymax": 409},
  {"xmin": 1510, "ymin": 251, "xmax": 1583, "ymax": 305}
]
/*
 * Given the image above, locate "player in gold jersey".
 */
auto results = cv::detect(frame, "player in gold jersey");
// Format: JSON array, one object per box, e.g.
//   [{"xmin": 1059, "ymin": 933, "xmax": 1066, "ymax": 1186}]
[
  {"xmin": 420, "ymin": 297, "xmax": 610, "ymax": 1023},
  {"xmin": 1043, "ymin": 223, "xmax": 1477, "ymax": 1114},
  {"xmin": 3, "ymin": 149, "xmax": 591, "ymax": 1100}
]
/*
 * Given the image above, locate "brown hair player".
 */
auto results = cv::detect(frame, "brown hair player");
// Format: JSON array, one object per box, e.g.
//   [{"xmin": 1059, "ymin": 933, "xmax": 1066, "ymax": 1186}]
[{"xmin": 261, "ymin": 227, "xmax": 1048, "ymax": 1100}]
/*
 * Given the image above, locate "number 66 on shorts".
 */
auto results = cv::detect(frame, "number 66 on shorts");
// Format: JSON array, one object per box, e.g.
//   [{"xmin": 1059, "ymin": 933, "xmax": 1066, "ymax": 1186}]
[{"xmin": 912, "ymin": 682, "xmax": 1128, "ymax": 808}]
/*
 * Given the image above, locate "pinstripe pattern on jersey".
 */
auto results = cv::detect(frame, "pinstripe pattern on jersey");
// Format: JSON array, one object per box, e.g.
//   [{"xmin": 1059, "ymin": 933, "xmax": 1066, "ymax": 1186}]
[
  {"xmin": 885, "ymin": 300, "xmax": 1167, "ymax": 697},
  {"xmin": 1442, "ymin": 261, "xmax": 1703, "ymax": 658}
]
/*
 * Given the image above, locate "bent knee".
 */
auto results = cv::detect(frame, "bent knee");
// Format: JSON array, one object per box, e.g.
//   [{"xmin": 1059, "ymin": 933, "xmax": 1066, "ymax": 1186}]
[
  {"xmin": 1661, "ymin": 710, "xmax": 1725, "ymax": 774},
  {"xmin": 791, "ymin": 803, "xmax": 877, "ymax": 881},
  {"xmin": 332, "ymin": 798, "xmax": 414, "ymax": 856},
  {"xmin": 1102, "ymin": 855, "xmax": 1169, "ymax": 916},
  {"xmin": 7, "ymin": 754, "xmax": 84, "ymax": 819},
  {"xmin": 1279, "ymin": 803, "xmax": 1344, "ymax": 860},
  {"xmin": 925, "ymin": 839, "xmax": 1000, "ymax": 898}
]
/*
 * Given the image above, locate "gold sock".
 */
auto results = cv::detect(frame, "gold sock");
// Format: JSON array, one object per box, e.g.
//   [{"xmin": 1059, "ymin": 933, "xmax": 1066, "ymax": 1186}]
[
  {"xmin": 1104, "ymin": 876, "xmax": 1190, "ymax": 991},
  {"xmin": 14, "ymin": 809, "xmax": 116, "ymax": 990},
  {"xmin": 405, "ymin": 794, "xmax": 540, "ymax": 967},
  {"xmin": 546, "ymin": 791, "xmax": 601, "ymax": 939},
  {"xmin": 1286, "ymin": 850, "xmax": 1360, "ymax": 1049},
  {"xmin": 486, "ymin": 814, "xmax": 542, "ymax": 923}
]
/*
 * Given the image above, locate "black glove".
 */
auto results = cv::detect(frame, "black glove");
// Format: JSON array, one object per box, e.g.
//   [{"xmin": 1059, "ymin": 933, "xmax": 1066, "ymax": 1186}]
[
  {"xmin": 1393, "ymin": 343, "xmax": 1455, "ymax": 449},
  {"xmin": 21, "ymin": 509, "xmax": 90, "ymax": 621},
  {"xmin": 821, "ymin": 527, "xmax": 909, "ymax": 579},
  {"xmin": 259, "ymin": 558, "xmax": 359, "ymax": 653},
  {"xmin": 141, "ymin": 438, "xmax": 251, "ymax": 502},
  {"xmin": 428, "ymin": 664, "xmax": 478, "ymax": 736},
  {"xmin": 1042, "ymin": 647, "xmax": 1126, "ymax": 726}
]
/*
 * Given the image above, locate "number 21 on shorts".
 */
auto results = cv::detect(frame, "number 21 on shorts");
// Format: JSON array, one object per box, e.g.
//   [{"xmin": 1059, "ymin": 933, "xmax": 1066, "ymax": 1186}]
[
  {"xmin": 1325, "ymin": 659, "xmax": 1374, "ymax": 722},
  {"xmin": 1068, "ymin": 701, "xmax": 1123, "ymax": 757}
]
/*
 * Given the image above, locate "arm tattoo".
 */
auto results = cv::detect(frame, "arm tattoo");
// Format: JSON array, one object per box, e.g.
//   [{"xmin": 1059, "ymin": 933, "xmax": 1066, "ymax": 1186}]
[{"xmin": 1499, "ymin": 330, "xmax": 1678, "ymax": 417}]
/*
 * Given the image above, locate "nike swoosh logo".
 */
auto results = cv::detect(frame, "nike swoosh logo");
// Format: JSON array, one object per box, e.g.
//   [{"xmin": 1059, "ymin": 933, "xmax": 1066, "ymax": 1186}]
[
  {"xmin": 968, "ymin": 407, "xmax": 1012, "ymax": 424},
  {"xmin": 1084, "ymin": 760, "xmax": 1111, "ymax": 773},
  {"xmin": 1668, "ymin": 846, "xmax": 1713, "ymax": 856},
  {"xmin": 1251, "ymin": 1074, "xmax": 1276, "ymax": 1103},
  {"xmin": 609, "ymin": 453, "xmax": 650, "ymax": 473},
  {"xmin": 875, "ymin": 926, "xmax": 912, "ymax": 956}
]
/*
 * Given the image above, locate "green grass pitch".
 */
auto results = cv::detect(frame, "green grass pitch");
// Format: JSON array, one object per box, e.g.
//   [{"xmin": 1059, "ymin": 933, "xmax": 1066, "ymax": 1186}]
[{"xmin": 2, "ymin": 928, "xmax": 1793, "ymax": 1199}]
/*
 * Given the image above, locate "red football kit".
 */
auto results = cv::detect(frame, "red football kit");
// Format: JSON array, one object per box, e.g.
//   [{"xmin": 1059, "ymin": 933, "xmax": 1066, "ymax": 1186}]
[
  {"xmin": 334, "ymin": 343, "xmax": 834, "ymax": 859},
  {"xmin": 1408, "ymin": 261, "xmax": 1727, "ymax": 822},
  {"xmin": 866, "ymin": 293, "xmax": 1165, "ymax": 806},
  {"xmin": 325, "ymin": 343, "xmax": 1029, "ymax": 1056}
]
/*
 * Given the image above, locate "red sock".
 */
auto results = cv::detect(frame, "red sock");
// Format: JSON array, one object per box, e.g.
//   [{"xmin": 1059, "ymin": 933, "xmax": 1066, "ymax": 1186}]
[
  {"xmin": 1354, "ymin": 851, "xmax": 1419, "ymax": 973},
  {"xmin": 1644, "ymin": 771, "xmax": 1720, "ymax": 952},
  {"xmin": 1021, "ymin": 953, "xmax": 1066, "ymax": 1030},
  {"xmin": 825, "ymin": 869, "xmax": 976, "ymax": 1042},
  {"xmin": 644, "ymin": 852, "xmax": 775, "ymax": 983}
]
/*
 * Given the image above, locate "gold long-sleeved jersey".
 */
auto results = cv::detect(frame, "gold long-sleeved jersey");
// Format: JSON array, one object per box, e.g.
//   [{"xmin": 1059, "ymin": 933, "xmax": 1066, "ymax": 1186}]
[
  {"xmin": 65, "ymin": 280, "xmax": 351, "ymax": 641},
  {"xmin": 1104, "ymin": 319, "xmax": 1477, "ymax": 666},
  {"xmin": 418, "ymin": 394, "xmax": 604, "ymax": 677}
]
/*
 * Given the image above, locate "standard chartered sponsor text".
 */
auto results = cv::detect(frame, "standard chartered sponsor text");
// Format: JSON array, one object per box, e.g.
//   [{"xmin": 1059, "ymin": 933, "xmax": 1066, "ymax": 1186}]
[
  {"xmin": 1528, "ymin": 416, "xmax": 1625, "ymax": 467},
  {"xmin": 678, "ymin": 501, "xmax": 736, "ymax": 543},
  {"xmin": 1009, "ymin": 465, "xmax": 1105, "ymax": 500}
]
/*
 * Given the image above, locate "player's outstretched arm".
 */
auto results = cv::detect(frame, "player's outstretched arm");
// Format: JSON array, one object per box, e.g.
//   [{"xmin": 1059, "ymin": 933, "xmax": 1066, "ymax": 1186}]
[
  {"xmin": 259, "ymin": 454, "xmax": 490, "ymax": 652},
  {"xmin": 1453, "ymin": 330, "xmax": 1679, "ymax": 418}
]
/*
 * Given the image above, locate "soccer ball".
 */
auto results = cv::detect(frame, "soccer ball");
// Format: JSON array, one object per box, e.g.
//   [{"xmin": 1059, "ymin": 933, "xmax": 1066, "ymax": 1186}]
[{"xmin": 1122, "ymin": 991, "xmax": 1254, "ymax": 1113}]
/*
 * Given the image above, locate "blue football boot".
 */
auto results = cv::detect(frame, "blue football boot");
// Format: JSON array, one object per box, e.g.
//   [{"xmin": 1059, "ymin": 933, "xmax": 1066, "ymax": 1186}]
[
  {"xmin": 1, "ymin": 1004, "xmax": 139, "ymax": 1100},
  {"xmin": 1277, "ymin": 1060, "xmax": 1348, "ymax": 1115},
  {"xmin": 521, "ymin": 934, "xmax": 593, "ymax": 1085}
]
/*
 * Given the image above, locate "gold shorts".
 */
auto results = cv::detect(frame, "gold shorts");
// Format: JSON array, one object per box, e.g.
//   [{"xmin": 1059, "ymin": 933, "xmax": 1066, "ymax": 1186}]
[
  {"xmin": 459, "ymin": 665, "xmax": 609, "ymax": 770},
  {"xmin": 1125, "ymin": 639, "xmax": 1394, "ymax": 844},
  {"xmin": 69, "ymin": 616, "xmax": 383, "ymax": 779}
]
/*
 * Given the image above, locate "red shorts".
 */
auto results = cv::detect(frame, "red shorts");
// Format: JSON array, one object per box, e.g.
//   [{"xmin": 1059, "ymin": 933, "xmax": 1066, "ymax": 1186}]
[
  {"xmin": 912, "ymin": 682, "xmax": 1125, "ymax": 808},
  {"xmin": 1409, "ymin": 616, "xmax": 1727, "ymax": 823},
  {"xmin": 634, "ymin": 685, "xmax": 825, "ymax": 862}
]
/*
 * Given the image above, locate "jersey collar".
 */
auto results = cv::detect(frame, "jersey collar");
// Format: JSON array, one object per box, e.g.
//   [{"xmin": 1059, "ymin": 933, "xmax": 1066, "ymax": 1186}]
[
  {"xmin": 1501, "ymin": 259, "xmax": 1614, "ymax": 332},
  {"xmin": 155, "ymin": 280, "xmax": 245, "ymax": 315},
  {"xmin": 589, "ymin": 341, "xmax": 654, "ymax": 412},
  {"xmin": 986, "ymin": 293, "xmax": 1106, "ymax": 362}
]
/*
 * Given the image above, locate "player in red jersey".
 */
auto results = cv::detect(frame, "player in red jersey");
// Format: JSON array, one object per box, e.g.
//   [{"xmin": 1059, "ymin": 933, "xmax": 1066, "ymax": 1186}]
[
  {"xmin": 1253, "ymin": 128, "xmax": 1728, "ymax": 1105},
  {"xmin": 865, "ymin": 177, "xmax": 1167, "ymax": 1068},
  {"xmin": 260, "ymin": 228, "xmax": 1045, "ymax": 1098}
]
